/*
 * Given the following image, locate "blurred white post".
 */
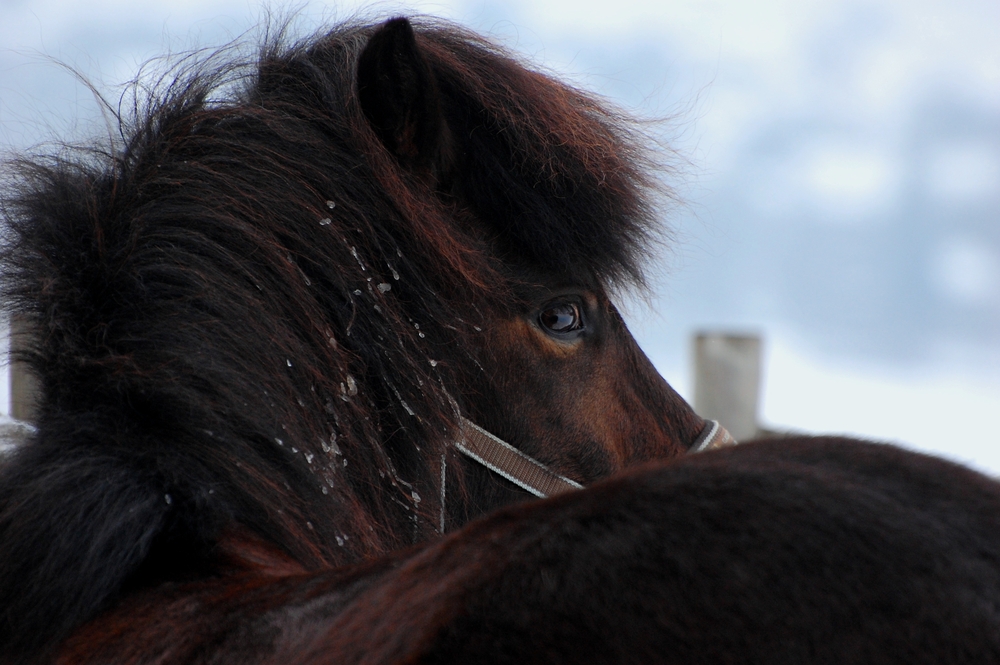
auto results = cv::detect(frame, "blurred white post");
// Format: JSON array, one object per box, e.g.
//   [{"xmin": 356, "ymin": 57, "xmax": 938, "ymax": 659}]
[
  {"xmin": 693, "ymin": 332, "xmax": 761, "ymax": 442},
  {"xmin": 9, "ymin": 314, "xmax": 39, "ymax": 423}
]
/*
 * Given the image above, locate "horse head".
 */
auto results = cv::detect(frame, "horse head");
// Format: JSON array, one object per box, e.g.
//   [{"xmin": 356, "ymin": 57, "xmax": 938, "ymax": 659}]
[{"xmin": 353, "ymin": 18, "xmax": 707, "ymax": 524}]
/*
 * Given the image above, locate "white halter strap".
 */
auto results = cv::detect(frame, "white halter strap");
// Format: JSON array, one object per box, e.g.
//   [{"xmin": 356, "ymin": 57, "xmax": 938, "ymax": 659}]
[
  {"xmin": 454, "ymin": 418, "xmax": 736, "ymax": 500},
  {"xmin": 689, "ymin": 419, "xmax": 737, "ymax": 453}
]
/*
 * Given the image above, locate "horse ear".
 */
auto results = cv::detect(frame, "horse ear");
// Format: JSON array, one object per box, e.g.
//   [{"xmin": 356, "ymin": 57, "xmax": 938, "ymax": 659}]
[{"xmin": 357, "ymin": 18, "xmax": 449, "ymax": 171}]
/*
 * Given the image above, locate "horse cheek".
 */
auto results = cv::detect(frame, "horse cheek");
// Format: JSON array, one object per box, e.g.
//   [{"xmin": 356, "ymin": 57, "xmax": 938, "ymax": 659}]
[{"xmin": 467, "ymin": 315, "xmax": 625, "ymax": 481}]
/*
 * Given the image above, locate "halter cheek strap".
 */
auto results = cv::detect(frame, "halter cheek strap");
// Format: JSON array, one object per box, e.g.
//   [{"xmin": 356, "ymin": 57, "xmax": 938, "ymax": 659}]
[
  {"xmin": 455, "ymin": 418, "xmax": 583, "ymax": 498},
  {"xmin": 454, "ymin": 417, "xmax": 736, "ymax": 500}
]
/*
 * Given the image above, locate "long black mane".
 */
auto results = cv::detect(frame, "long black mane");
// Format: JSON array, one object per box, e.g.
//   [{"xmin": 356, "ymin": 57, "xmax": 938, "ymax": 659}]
[{"xmin": 0, "ymin": 17, "xmax": 666, "ymax": 660}]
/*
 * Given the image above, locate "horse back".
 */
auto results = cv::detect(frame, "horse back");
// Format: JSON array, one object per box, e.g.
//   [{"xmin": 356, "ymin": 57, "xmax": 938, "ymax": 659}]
[{"xmin": 52, "ymin": 437, "xmax": 1000, "ymax": 665}]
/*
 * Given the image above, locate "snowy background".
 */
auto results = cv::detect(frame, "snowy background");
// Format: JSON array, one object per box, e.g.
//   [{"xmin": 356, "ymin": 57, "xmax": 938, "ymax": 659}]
[{"xmin": 2, "ymin": 1, "xmax": 998, "ymax": 472}]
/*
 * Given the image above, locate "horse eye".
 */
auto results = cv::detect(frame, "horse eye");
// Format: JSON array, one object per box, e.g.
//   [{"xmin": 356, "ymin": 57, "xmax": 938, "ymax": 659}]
[{"xmin": 538, "ymin": 302, "xmax": 584, "ymax": 335}]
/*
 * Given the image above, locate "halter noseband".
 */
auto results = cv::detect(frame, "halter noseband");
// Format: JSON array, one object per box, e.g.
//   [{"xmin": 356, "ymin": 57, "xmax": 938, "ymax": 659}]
[
  {"xmin": 689, "ymin": 419, "xmax": 737, "ymax": 453},
  {"xmin": 455, "ymin": 418, "xmax": 736, "ymax": 500}
]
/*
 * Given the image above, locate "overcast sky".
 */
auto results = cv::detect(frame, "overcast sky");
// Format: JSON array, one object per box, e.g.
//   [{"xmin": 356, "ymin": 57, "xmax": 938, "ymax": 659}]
[{"xmin": 2, "ymin": 0, "xmax": 999, "ymax": 472}]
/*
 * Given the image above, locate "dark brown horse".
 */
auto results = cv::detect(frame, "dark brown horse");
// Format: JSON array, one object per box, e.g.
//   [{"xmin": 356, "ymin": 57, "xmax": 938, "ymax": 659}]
[
  {"xmin": 3, "ymin": 16, "xmax": 1000, "ymax": 665},
  {"xmin": 0, "ymin": 16, "xmax": 706, "ymax": 664}
]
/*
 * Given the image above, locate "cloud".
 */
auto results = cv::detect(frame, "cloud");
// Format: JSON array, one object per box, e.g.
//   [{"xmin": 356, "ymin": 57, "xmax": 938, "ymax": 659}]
[
  {"xmin": 925, "ymin": 142, "xmax": 1000, "ymax": 205},
  {"xmin": 930, "ymin": 236, "xmax": 1000, "ymax": 306}
]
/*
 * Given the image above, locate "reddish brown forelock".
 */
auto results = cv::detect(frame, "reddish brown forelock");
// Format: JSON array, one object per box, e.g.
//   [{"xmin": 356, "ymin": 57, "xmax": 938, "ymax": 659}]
[{"xmin": 413, "ymin": 27, "xmax": 660, "ymax": 289}]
